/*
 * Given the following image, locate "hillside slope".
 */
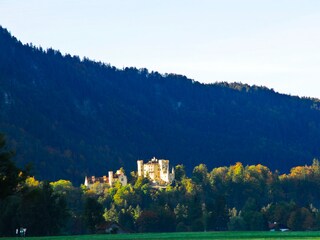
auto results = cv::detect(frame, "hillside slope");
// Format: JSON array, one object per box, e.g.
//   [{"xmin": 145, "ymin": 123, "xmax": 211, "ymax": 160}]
[{"xmin": 1, "ymin": 26, "xmax": 320, "ymax": 183}]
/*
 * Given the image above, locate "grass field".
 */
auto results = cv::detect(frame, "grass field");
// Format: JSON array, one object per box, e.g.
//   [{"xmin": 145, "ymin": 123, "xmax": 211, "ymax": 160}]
[{"xmin": 2, "ymin": 232, "xmax": 320, "ymax": 240}]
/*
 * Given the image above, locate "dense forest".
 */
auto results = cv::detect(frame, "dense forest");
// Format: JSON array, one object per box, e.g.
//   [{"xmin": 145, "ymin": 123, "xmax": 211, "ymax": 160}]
[
  {"xmin": 2, "ymin": 133, "xmax": 320, "ymax": 236},
  {"xmin": 1, "ymin": 26, "xmax": 320, "ymax": 184}
]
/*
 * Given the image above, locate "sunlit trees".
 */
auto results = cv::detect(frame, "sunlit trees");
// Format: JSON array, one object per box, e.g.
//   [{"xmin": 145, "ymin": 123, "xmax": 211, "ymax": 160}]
[
  {"xmin": 103, "ymin": 204, "xmax": 118, "ymax": 223},
  {"xmin": 4, "ymin": 151, "xmax": 320, "ymax": 235},
  {"xmin": 192, "ymin": 164, "xmax": 209, "ymax": 185},
  {"xmin": 175, "ymin": 164, "xmax": 186, "ymax": 181},
  {"xmin": 113, "ymin": 184, "xmax": 136, "ymax": 207}
]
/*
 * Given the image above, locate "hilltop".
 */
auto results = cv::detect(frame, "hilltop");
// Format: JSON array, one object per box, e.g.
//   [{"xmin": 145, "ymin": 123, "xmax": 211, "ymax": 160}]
[{"xmin": 1, "ymin": 26, "xmax": 320, "ymax": 183}]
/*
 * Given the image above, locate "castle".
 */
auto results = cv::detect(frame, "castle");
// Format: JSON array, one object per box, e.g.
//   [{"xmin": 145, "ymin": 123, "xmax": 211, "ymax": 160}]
[
  {"xmin": 84, "ymin": 157, "xmax": 175, "ymax": 188},
  {"xmin": 137, "ymin": 157, "xmax": 175, "ymax": 184},
  {"xmin": 84, "ymin": 169, "xmax": 127, "ymax": 188}
]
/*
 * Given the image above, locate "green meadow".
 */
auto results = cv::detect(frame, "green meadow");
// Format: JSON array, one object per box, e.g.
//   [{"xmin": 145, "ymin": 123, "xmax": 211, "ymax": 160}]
[{"xmin": 2, "ymin": 232, "xmax": 320, "ymax": 240}]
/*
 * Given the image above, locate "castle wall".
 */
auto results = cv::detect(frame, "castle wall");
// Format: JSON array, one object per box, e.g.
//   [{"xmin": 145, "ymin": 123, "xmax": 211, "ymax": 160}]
[
  {"xmin": 84, "ymin": 169, "xmax": 127, "ymax": 188},
  {"xmin": 138, "ymin": 158, "xmax": 174, "ymax": 184},
  {"xmin": 159, "ymin": 160, "xmax": 169, "ymax": 182}
]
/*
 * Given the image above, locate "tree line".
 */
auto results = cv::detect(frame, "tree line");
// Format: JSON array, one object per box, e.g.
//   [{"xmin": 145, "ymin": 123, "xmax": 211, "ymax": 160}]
[{"xmin": 2, "ymin": 134, "xmax": 320, "ymax": 236}]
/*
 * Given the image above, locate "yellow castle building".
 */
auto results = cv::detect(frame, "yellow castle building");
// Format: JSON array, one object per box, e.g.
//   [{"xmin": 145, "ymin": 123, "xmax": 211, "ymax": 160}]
[{"xmin": 137, "ymin": 157, "xmax": 175, "ymax": 184}]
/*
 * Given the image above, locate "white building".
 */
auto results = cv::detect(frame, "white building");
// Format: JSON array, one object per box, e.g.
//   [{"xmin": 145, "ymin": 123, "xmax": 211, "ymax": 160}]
[
  {"xmin": 137, "ymin": 157, "xmax": 175, "ymax": 184},
  {"xmin": 84, "ymin": 169, "xmax": 127, "ymax": 188}
]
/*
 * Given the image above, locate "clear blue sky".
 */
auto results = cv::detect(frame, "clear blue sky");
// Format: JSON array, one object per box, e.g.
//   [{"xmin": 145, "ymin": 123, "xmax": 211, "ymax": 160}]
[{"xmin": 1, "ymin": 0, "xmax": 320, "ymax": 98}]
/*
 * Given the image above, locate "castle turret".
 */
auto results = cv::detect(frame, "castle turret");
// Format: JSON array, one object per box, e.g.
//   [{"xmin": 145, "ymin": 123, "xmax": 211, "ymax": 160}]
[
  {"xmin": 137, "ymin": 160, "xmax": 144, "ymax": 177},
  {"xmin": 170, "ymin": 167, "xmax": 175, "ymax": 183},
  {"xmin": 166, "ymin": 162, "xmax": 170, "ymax": 182},
  {"xmin": 84, "ymin": 176, "xmax": 89, "ymax": 187},
  {"xmin": 108, "ymin": 171, "xmax": 114, "ymax": 186},
  {"xmin": 159, "ymin": 159, "xmax": 170, "ymax": 183}
]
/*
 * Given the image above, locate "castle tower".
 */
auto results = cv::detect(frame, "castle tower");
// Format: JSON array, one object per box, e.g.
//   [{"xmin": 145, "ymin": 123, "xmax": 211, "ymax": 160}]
[
  {"xmin": 137, "ymin": 160, "xmax": 144, "ymax": 177},
  {"xmin": 108, "ymin": 171, "xmax": 114, "ymax": 186},
  {"xmin": 84, "ymin": 176, "xmax": 88, "ymax": 187},
  {"xmin": 170, "ymin": 167, "xmax": 175, "ymax": 183},
  {"xmin": 159, "ymin": 159, "xmax": 169, "ymax": 183}
]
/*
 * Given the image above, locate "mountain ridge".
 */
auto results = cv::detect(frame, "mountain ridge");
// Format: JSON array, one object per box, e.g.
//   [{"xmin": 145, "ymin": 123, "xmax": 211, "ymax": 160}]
[{"xmin": 1, "ymin": 26, "xmax": 320, "ymax": 184}]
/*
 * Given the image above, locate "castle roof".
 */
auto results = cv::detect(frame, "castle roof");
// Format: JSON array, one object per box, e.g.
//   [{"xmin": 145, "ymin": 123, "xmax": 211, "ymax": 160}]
[
  {"xmin": 85, "ymin": 176, "xmax": 108, "ymax": 185},
  {"xmin": 85, "ymin": 171, "xmax": 125, "ymax": 185},
  {"xmin": 144, "ymin": 157, "xmax": 169, "ymax": 165}
]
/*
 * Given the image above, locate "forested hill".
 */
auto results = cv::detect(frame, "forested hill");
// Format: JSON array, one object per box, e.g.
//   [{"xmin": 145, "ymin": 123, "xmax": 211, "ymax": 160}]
[{"xmin": 1, "ymin": 26, "xmax": 320, "ymax": 183}]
